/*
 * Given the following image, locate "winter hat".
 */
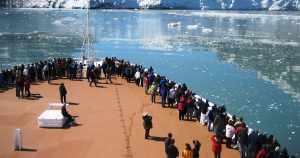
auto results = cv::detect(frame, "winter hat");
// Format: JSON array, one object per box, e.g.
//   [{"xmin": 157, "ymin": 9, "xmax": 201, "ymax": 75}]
[
  {"xmin": 143, "ymin": 112, "xmax": 148, "ymax": 116},
  {"xmin": 275, "ymin": 146, "xmax": 280, "ymax": 152}
]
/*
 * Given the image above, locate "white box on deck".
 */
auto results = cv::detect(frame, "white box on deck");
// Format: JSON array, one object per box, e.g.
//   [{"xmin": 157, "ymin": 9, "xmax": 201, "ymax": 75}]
[{"xmin": 38, "ymin": 110, "xmax": 67, "ymax": 128}]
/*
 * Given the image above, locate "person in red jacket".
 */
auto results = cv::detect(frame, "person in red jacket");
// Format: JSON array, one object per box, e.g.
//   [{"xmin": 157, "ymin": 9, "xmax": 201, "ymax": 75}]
[
  {"xmin": 256, "ymin": 144, "xmax": 270, "ymax": 158},
  {"xmin": 211, "ymin": 134, "xmax": 222, "ymax": 158},
  {"xmin": 24, "ymin": 76, "xmax": 31, "ymax": 97},
  {"xmin": 177, "ymin": 98, "xmax": 186, "ymax": 120}
]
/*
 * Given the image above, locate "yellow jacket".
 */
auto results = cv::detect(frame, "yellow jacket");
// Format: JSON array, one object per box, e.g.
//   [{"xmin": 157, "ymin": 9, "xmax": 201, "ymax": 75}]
[{"xmin": 182, "ymin": 149, "xmax": 193, "ymax": 158}]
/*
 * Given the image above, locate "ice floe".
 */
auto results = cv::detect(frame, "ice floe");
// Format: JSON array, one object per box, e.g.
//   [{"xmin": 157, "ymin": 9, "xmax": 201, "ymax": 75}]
[
  {"xmin": 202, "ymin": 28, "xmax": 213, "ymax": 33},
  {"xmin": 168, "ymin": 22, "xmax": 182, "ymax": 29},
  {"xmin": 187, "ymin": 25, "xmax": 199, "ymax": 30}
]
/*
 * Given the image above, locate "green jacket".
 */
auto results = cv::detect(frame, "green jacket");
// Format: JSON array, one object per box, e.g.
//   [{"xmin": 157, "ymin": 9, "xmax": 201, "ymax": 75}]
[{"xmin": 148, "ymin": 84, "xmax": 157, "ymax": 95}]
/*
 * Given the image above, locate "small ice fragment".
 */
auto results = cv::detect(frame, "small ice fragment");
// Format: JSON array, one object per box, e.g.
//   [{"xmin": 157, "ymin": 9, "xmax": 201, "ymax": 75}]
[
  {"xmin": 202, "ymin": 28, "xmax": 213, "ymax": 33},
  {"xmin": 52, "ymin": 20, "xmax": 62, "ymax": 25},
  {"xmin": 168, "ymin": 22, "xmax": 182, "ymax": 29},
  {"xmin": 257, "ymin": 121, "xmax": 261, "ymax": 124},
  {"xmin": 291, "ymin": 132, "xmax": 295, "ymax": 134},
  {"xmin": 164, "ymin": 53, "xmax": 174, "ymax": 56},
  {"xmin": 187, "ymin": 25, "xmax": 199, "ymax": 30},
  {"xmin": 288, "ymin": 137, "xmax": 291, "ymax": 140}
]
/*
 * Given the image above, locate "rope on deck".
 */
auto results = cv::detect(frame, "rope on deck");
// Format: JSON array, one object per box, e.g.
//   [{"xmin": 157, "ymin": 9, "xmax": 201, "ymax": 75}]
[{"xmin": 115, "ymin": 83, "xmax": 133, "ymax": 158}]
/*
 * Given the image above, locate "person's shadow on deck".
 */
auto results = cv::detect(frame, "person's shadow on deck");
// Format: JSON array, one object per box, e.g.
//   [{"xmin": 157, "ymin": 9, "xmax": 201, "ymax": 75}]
[
  {"xmin": 148, "ymin": 136, "xmax": 167, "ymax": 142},
  {"xmin": 23, "ymin": 93, "xmax": 43, "ymax": 100},
  {"xmin": 62, "ymin": 122, "xmax": 82, "ymax": 129}
]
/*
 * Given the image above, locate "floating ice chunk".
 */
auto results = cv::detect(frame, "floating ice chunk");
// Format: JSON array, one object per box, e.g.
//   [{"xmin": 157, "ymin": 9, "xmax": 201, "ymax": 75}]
[
  {"xmin": 63, "ymin": 17, "xmax": 76, "ymax": 22},
  {"xmin": 202, "ymin": 28, "xmax": 213, "ymax": 33},
  {"xmin": 187, "ymin": 25, "xmax": 199, "ymax": 30},
  {"xmin": 164, "ymin": 53, "xmax": 174, "ymax": 56},
  {"xmin": 52, "ymin": 20, "xmax": 63, "ymax": 25},
  {"xmin": 288, "ymin": 137, "xmax": 292, "ymax": 140},
  {"xmin": 291, "ymin": 132, "xmax": 295, "ymax": 134},
  {"xmin": 257, "ymin": 121, "xmax": 261, "ymax": 124},
  {"xmin": 5, "ymin": 12, "xmax": 9, "ymax": 15},
  {"xmin": 292, "ymin": 66, "xmax": 300, "ymax": 72},
  {"xmin": 168, "ymin": 22, "xmax": 182, "ymax": 29},
  {"xmin": 113, "ymin": 18, "xmax": 118, "ymax": 21}
]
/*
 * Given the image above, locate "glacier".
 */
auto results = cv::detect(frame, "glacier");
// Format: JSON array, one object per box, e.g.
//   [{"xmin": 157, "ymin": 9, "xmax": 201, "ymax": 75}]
[{"xmin": 3, "ymin": 0, "xmax": 300, "ymax": 10}]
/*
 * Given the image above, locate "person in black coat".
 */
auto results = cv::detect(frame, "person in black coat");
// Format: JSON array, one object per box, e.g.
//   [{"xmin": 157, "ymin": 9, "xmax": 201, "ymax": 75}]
[
  {"xmin": 165, "ymin": 133, "xmax": 173, "ymax": 155},
  {"xmin": 89, "ymin": 70, "xmax": 97, "ymax": 87},
  {"xmin": 61, "ymin": 103, "xmax": 73, "ymax": 125},
  {"xmin": 142, "ymin": 112, "xmax": 153, "ymax": 139},
  {"xmin": 167, "ymin": 139, "xmax": 179, "ymax": 158},
  {"xmin": 59, "ymin": 83, "xmax": 67, "ymax": 103},
  {"xmin": 192, "ymin": 140, "xmax": 201, "ymax": 158}
]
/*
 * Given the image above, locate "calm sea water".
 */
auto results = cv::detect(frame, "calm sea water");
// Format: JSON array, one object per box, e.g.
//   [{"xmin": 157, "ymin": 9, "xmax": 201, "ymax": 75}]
[{"xmin": 0, "ymin": 8, "xmax": 299, "ymax": 155}]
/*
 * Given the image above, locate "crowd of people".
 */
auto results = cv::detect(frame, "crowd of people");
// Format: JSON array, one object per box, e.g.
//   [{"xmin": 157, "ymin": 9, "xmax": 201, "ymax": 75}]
[
  {"xmin": 113, "ymin": 58, "xmax": 294, "ymax": 158},
  {"xmin": 0, "ymin": 57, "xmax": 295, "ymax": 158}
]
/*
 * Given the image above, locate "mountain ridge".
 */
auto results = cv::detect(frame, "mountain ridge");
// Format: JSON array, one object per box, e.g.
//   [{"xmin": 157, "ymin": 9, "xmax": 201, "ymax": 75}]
[{"xmin": 3, "ymin": 0, "xmax": 300, "ymax": 10}]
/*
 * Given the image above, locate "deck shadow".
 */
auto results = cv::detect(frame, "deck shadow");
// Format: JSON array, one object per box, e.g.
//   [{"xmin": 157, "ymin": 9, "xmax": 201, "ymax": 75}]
[
  {"xmin": 0, "ymin": 85, "xmax": 14, "ymax": 93},
  {"xmin": 23, "ymin": 93, "xmax": 43, "ymax": 100},
  {"xmin": 30, "ymin": 83, "xmax": 42, "ymax": 85},
  {"xmin": 112, "ymin": 83, "xmax": 122, "ymax": 86},
  {"xmin": 63, "ymin": 122, "xmax": 83, "ymax": 129},
  {"xmin": 95, "ymin": 85, "xmax": 106, "ymax": 88},
  {"xmin": 49, "ymin": 83, "xmax": 61, "ymax": 85},
  {"xmin": 17, "ymin": 148, "xmax": 38, "ymax": 152},
  {"xmin": 148, "ymin": 136, "xmax": 167, "ymax": 142},
  {"xmin": 68, "ymin": 102, "xmax": 80, "ymax": 106},
  {"xmin": 71, "ymin": 79, "xmax": 84, "ymax": 81}
]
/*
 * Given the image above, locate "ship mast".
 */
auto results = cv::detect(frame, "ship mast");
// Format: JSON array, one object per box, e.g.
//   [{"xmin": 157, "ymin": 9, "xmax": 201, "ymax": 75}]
[{"xmin": 80, "ymin": 0, "xmax": 94, "ymax": 64}]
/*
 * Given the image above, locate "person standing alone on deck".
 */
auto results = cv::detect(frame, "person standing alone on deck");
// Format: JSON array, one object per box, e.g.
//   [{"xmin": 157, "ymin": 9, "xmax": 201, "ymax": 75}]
[
  {"xmin": 59, "ymin": 83, "xmax": 67, "ymax": 103},
  {"xmin": 142, "ymin": 112, "xmax": 153, "ymax": 139},
  {"xmin": 165, "ymin": 133, "xmax": 173, "ymax": 155},
  {"xmin": 167, "ymin": 139, "xmax": 179, "ymax": 158},
  {"xmin": 211, "ymin": 134, "xmax": 222, "ymax": 158}
]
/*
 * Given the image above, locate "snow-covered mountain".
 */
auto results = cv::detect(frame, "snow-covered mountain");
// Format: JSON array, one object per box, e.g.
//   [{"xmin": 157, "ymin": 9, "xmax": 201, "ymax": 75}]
[{"xmin": 6, "ymin": 0, "xmax": 300, "ymax": 10}]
